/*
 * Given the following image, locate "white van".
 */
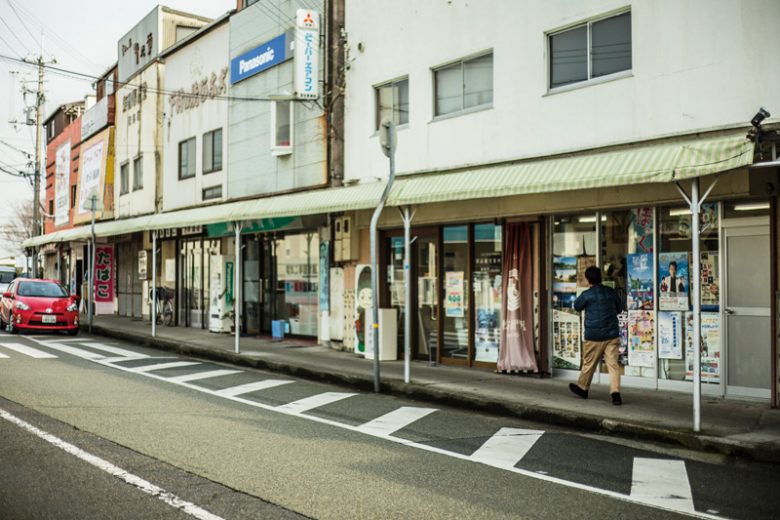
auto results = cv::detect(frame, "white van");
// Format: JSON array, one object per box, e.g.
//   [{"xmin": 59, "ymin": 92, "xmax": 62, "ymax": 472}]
[{"xmin": 0, "ymin": 266, "xmax": 16, "ymax": 294}]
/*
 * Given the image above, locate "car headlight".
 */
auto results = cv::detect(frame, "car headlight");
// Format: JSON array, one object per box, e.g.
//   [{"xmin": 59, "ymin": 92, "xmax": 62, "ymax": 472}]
[
  {"xmin": 67, "ymin": 302, "xmax": 78, "ymax": 312},
  {"xmin": 14, "ymin": 301, "xmax": 30, "ymax": 311}
]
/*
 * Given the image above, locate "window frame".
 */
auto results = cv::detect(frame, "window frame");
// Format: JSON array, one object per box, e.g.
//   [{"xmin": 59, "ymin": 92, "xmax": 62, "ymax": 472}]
[
  {"xmin": 132, "ymin": 155, "xmax": 143, "ymax": 191},
  {"xmin": 270, "ymin": 100, "xmax": 294, "ymax": 157},
  {"xmin": 547, "ymin": 9, "xmax": 632, "ymax": 93},
  {"xmin": 178, "ymin": 137, "xmax": 197, "ymax": 180},
  {"xmin": 374, "ymin": 76, "xmax": 409, "ymax": 131},
  {"xmin": 202, "ymin": 128, "xmax": 223, "ymax": 174},
  {"xmin": 432, "ymin": 50, "xmax": 494, "ymax": 119},
  {"xmin": 202, "ymin": 185, "xmax": 222, "ymax": 201},
  {"xmin": 119, "ymin": 161, "xmax": 129, "ymax": 195}
]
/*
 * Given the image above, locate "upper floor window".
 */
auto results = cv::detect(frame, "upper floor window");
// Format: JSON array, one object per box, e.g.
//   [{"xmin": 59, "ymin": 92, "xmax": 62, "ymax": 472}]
[
  {"xmin": 549, "ymin": 11, "xmax": 632, "ymax": 90},
  {"xmin": 434, "ymin": 52, "xmax": 493, "ymax": 117},
  {"xmin": 271, "ymin": 101, "xmax": 293, "ymax": 156},
  {"xmin": 202, "ymin": 185, "xmax": 222, "ymax": 201},
  {"xmin": 133, "ymin": 156, "xmax": 143, "ymax": 190},
  {"xmin": 203, "ymin": 128, "xmax": 223, "ymax": 174},
  {"xmin": 375, "ymin": 77, "xmax": 409, "ymax": 130},
  {"xmin": 179, "ymin": 137, "xmax": 196, "ymax": 179},
  {"xmin": 120, "ymin": 162, "xmax": 129, "ymax": 195}
]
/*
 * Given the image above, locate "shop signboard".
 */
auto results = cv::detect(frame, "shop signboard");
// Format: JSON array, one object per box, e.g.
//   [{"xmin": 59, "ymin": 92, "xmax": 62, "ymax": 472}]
[
  {"xmin": 94, "ymin": 245, "xmax": 114, "ymax": 303},
  {"xmin": 628, "ymin": 310, "xmax": 655, "ymax": 367},
  {"xmin": 230, "ymin": 32, "xmax": 290, "ymax": 85},
  {"xmin": 658, "ymin": 311, "xmax": 683, "ymax": 359},
  {"xmin": 138, "ymin": 250, "xmax": 147, "ymax": 279},
  {"xmin": 627, "ymin": 253, "xmax": 653, "ymax": 310},
  {"xmin": 54, "ymin": 141, "xmax": 71, "ymax": 227},
  {"xmin": 444, "ymin": 271, "xmax": 465, "ymax": 317},
  {"xmin": 294, "ymin": 9, "xmax": 319, "ymax": 99},
  {"xmin": 552, "ymin": 309, "xmax": 581, "ymax": 369},
  {"xmin": 659, "ymin": 252, "xmax": 689, "ymax": 311},
  {"xmin": 76, "ymin": 128, "xmax": 114, "ymax": 224}
]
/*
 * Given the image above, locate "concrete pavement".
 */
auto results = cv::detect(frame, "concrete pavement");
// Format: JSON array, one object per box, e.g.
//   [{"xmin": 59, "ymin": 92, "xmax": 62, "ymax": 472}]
[{"xmin": 83, "ymin": 315, "xmax": 780, "ymax": 464}]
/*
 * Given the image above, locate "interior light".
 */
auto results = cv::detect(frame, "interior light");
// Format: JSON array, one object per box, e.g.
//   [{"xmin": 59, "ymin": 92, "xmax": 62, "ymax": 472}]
[
  {"xmin": 668, "ymin": 208, "xmax": 690, "ymax": 216},
  {"xmin": 733, "ymin": 202, "xmax": 770, "ymax": 211},
  {"xmin": 577, "ymin": 215, "xmax": 607, "ymax": 223}
]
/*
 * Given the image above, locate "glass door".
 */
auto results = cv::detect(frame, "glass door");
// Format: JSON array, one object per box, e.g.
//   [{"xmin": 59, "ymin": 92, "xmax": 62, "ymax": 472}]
[
  {"xmin": 473, "ymin": 223, "xmax": 502, "ymax": 365},
  {"xmin": 243, "ymin": 237, "xmax": 261, "ymax": 335},
  {"xmin": 387, "ymin": 236, "xmax": 406, "ymax": 355},
  {"xmin": 441, "ymin": 225, "xmax": 470, "ymax": 364},
  {"xmin": 416, "ymin": 233, "xmax": 438, "ymax": 362}
]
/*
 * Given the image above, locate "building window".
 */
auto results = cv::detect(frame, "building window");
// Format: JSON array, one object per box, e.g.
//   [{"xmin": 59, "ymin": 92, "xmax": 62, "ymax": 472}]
[
  {"xmin": 48, "ymin": 199, "xmax": 53, "ymax": 217},
  {"xmin": 179, "ymin": 137, "xmax": 196, "ymax": 179},
  {"xmin": 120, "ymin": 162, "xmax": 129, "ymax": 194},
  {"xmin": 244, "ymin": 0, "xmax": 259, "ymax": 7},
  {"xmin": 202, "ymin": 185, "xmax": 222, "ymax": 201},
  {"xmin": 203, "ymin": 128, "xmax": 222, "ymax": 174},
  {"xmin": 271, "ymin": 100, "xmax": 293, "ymax": 156},
  {"xmin": 549, "ymin": 11, "xmax": 632, "ymax": 89},
  {"xmin": 434, "ymin": 52, "xmax": 493, "ymax": 117},
  {"xmin": 133, "ymin": 156, "xmax": 143, "ymax": 190},
  {"xmin": 70, "ymin": 185, "xmax": 76, "ymax": 208},
  {"xmin": 375, "ymin": 77, "xmax": 409, "ymax": 130}
]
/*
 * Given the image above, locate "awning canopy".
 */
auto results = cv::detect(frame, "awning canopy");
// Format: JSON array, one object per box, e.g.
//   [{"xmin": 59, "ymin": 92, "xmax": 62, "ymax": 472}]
[{"xmin": 24, "ymin": 130, "xmax": 754, "ymax": 248}]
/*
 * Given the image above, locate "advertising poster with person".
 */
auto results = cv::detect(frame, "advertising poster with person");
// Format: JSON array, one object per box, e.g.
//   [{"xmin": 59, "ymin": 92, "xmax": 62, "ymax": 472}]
[{"xmin": 659, "ymin": 252, "xmax": 689, "ymax": 311}]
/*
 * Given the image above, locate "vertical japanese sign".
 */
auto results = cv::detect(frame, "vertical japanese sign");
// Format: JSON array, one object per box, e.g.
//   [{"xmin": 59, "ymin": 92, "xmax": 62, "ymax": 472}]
[
  {"xmin": 294, "ymin": 9, "xmax": 319, "ymax": 99},
  {"xmin": 54, "ymin": 141, "xmax": 71, "ymax": 227},
  {"xmin": 94, "ymin": 245, "xmax": 114, "ymax": 303},
  {"xmin": 78, "ymin": 139, "xmax": 103, "ymax": 217}
]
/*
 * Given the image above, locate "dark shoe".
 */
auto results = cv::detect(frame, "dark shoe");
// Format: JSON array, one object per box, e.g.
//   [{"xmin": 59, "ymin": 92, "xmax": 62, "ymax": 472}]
[
  {"xmin": 611, "ymin": 392, "xmax": 622, "ymax": 406},
  {"xmin": 569, "ymin": 383, "xmax": 588, "ymax": 399}
]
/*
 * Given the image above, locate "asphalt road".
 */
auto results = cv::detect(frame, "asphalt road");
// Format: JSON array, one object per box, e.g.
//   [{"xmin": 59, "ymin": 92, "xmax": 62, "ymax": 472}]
[{"xmin": 0, "ymin": 331, "xmax": 777, "ymax": 519}]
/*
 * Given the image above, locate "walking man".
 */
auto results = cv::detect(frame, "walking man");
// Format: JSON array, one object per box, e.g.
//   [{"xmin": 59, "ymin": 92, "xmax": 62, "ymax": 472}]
[{"xmin": 569, "ymin": 266, "xmax": 624, "ymax": 405}]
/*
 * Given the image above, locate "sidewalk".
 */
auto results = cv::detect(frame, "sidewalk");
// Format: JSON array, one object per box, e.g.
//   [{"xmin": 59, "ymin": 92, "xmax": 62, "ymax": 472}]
[{"xmin": 85, "ymin": 315, "xmax": 780, "ymax": 464}]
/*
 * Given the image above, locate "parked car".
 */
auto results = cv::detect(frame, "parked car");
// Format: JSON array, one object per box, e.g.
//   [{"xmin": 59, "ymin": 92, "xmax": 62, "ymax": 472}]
[
  {"xmin": 0, "ymin": 278, "xmax": 79, "ymax": 335},
  {"xmin": 0, "ymin": 266, "xmax": 16, "ymax": 294}
]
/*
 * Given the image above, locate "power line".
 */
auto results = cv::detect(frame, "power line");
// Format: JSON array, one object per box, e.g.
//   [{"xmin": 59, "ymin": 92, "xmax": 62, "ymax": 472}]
[
  {"xmin": 6, "ymin": 0, "xmax": 37, "ymax": 42},
  {"xmin": 0, "ymin": 32, "xmax": 23, "ymax": 59},
  {"xmin": 0, "ymin": 14, "xmax": 32, "ymax": 56}
]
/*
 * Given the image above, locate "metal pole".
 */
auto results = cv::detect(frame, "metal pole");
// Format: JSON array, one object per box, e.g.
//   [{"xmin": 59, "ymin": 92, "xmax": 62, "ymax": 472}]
[
  {"xmin": 234, "ymin": 222, "xmax": 242, "ymax": 354},
  {"xmin": 30, "ymin": 34, "xmax": 45, "ymax": 280},
  {"xmin": 89, "ymin": 201, "xmax": 96, "ymax": 334},
  {"xmin": 691, "ymin": 178, "xmax": 702, "ymax": 432},
  {"xmin": 370, "ymin": 120, "xmax": 397, "ymax": 393},
  {"xmin": 152, "ymin": 231, "xmax": 157, "ymax": 338},
  {"xmin": 401, "ymin": 207, "xmax": 414, "ymax": 384}
]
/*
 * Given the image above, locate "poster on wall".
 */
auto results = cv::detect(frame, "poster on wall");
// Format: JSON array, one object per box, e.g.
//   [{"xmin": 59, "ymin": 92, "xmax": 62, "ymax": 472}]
[
  {"xmin": 329, "ymin": 267, "xmax": 344, "ymax": 341},
  {"xmin": 93, "ymin": 245, "xmax": 114, "ymax": 303},
  {"xmin": 627, "ymin": 253, "xmax": 653, "ymax": 310},
  {"xmin": 552, "ymin": 309, "xmax": 581, "ymax": 370},
  {"xmin": 685, "ymin": 312, "xmax": 721, "ymax": 383},
  {"xmin": 319, "ymin": 241, "xmax": 330, "ymax": 312},
  {"xmin": 630, "ymin": 207, "xmax": 654, "ymax": 253},
  {"xmin": 658, "ymin": 311, "xmax": 683, "ymax": 359},
  {"xmin": 700, "ymin": 252, "xmax": 719, "ymax": 310},
  {"xmin": 444, "ymin": 271, "xmax": 465, "ymax": 317},
  {"xmin": 618, "ymin": 311, "xmax": 629, "ymax": 365},
  {"xmin": 553, "ymin": 256, "xmax": 577, "ymax": 309},
  {"xmin": 628, "ymin": 310, "xmax": 655, "ymax": 367},
  {"xmin": 575, "ymin": 256, "xmax": 596, "ymax": 295},
  {"xmin": 659, "ymin": 252, "xmax": 689, "ymax": 311},
  {"xmin": 354, "ymin": 265, "xmax": 372, "ymax": 354},
  {"xmin": 54, "ymin": 141, "xmax": 71, "ymax": 227}
]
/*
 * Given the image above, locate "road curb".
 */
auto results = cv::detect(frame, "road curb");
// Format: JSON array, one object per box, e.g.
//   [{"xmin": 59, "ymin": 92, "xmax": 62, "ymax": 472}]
[{"xmin": 86, "ymin": 324, "xmax": 780, "ymax": 465}]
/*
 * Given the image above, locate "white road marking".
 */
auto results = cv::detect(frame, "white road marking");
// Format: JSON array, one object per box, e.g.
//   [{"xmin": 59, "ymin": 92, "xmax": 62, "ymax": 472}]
[
  {"xmin": 38, "ymin": 342, "xmax": 105, "ymax": 360},
  {"xmin": 357, "ymin": 406, "xmax": 437, "ymax": 436},
  {"xmin": 213, "ymin": 379, "xmax": 292, "ymax": 397},
  {"xmin": 132, "ymin": 361, "xmax": 201, "ymax": 373},
  {"xmin": 167, "ymin": 369, "xmax": 243, "ymax": 384},
  {"xmin": 77, "ymin": 342, "xmax": 148, "ymax": 359},
  {"xmin": 0, "ymin": 342, "xmax": 58, "ymax": 359},
  {"xmin": 469, "ymin": 427, "xmax": 545, "ymax": 469},
  {"xmin": 0, "ymin": 351, "xmax": 8, "ymax": 358},
  {"xmin": 276, "ymin": 392, "xmax": 356, "ymax": 414},
  {"xmin": 631, "ymin": 458, "xmax": 695, "ymax": 513},
  {"xmin": 0, "ymin": 408, "xmax": 224, "ymax": 520}
]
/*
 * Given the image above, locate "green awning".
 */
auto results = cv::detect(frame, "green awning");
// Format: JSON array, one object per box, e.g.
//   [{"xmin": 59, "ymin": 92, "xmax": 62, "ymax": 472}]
[{"xmin": 387, "ymin": 130, "xmax": 754, "ymax": 206}]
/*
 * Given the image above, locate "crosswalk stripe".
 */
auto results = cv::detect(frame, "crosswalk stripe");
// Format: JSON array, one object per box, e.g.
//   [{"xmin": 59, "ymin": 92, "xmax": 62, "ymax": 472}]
[
  {"xmin": 0, "ymin": 342, "xmax": 58, "ymax": 359},
  {"xmin": 0, "ymin": 351, "xmax": 8, "ymax": 358},
  {"xmin": 214, "ymin": 379, "xmax": 292, "ymax": 397},
  {"xmin": 77, "ymin": 342, "xmax": 147, "ymax": 359},
  {"xmin": 630, "ymin": 458, "xmax": 695, "ymax": 513},
  {"xmin": 469, "ymin": 427, "xmax": 544, "ymax": 469},
  {"xmin": 357, "ymin": 406, "xmax": 437, "ymax": 436},
  {"xmin": 132, "ymin": 361, "xmax": 200, "ymax": 373},
  {"xmin": 40, "ymin": 342, "xmax": 105, "ymax": 360},
  {"xmin": 276, "ymin": 392, "xmax": 356, "ymax": 414},
  {"xmin": 167, "ymin": 369, "xmax": 243, "ymax": 383}
]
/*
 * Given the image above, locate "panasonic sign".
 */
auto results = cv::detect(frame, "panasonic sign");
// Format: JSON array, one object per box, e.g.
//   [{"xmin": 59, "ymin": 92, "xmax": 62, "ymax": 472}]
[{"xmin": 230, "ymin": 33, "xmax": 290, "ymax": 85}]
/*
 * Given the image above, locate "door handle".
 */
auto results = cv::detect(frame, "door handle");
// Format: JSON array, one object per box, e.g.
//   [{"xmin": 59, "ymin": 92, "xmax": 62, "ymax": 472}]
[{"xmin": 724, "ymin": 307, "xmax": 735, "ymax": 315}]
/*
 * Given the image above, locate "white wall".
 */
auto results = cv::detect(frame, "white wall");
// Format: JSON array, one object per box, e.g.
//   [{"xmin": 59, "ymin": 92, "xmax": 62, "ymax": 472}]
[
  {"xmin": 162, "ymin": 23, "xmax": 229, "ymax": 211},
  {"xmin": 344, "ymin": 0, "xmax": 780, "ymax": 182}
]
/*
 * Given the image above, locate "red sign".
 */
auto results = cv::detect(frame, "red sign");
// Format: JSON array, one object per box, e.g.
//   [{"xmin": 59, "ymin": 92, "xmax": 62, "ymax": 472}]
[{"xmin": 94, "ymin": 245, "xmax": 114, "ymax": 303}]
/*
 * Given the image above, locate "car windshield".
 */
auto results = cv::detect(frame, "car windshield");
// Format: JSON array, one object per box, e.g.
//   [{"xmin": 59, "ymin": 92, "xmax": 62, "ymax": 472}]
[
  {"xmin": 0, "ymin": 271, "xmax": 15, "ymax": 284},
  {"xmin": 17, "ymin": 281, "xmax": 68, "ymax": 298}
]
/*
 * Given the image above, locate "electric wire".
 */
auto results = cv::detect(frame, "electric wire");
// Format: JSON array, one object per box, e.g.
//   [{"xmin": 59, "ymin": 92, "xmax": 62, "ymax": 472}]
[
  {"xmin": 6, "ymin": 0, "xmax": 37, "ymax": 42},
  {"xmin": 0, "ymin": 13, "xmax": 32, "ymax": 56}
]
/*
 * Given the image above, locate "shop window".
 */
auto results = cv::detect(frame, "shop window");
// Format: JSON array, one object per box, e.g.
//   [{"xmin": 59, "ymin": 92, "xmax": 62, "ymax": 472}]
[
  {"xmin": 179, "ymin": 138, "xmax": 196, "ymax": 179},
  {"xmin": 70, "ymin": 185, "xmax": 77, "ymax": 208},
  {"xmin": 473, "ymin": 223, "xmax": 502, "ymax": 364},
  {"xmin": 549, "ymin": 11, "xmax": 631, "ymax": 89},
  {"xmin": 120, "ymin": 162, "xmax": 129, "ymax": 194},
  {"xmin": 133, "ymin": 156, "xmax": 143, "ymax": 190},
  {"xmin": 434, "ymin": 52, "xmax": 493, "ymax": 117},
  {"xmin": 274, "ymin": 233, "xmax": 319, "ymax": 336},
  {"xmin": 203, "ymin": 128, "xmax": 222, "ymax": 174},
  {"xmin": 375, "ymin": 77, "xmax": 409, "ymax": 129},
  {"xmin": 271, "ymin": 100, "xmax": 293, "ymax": 156},
  {"xmin": 442, "ymin": 225, "xmax": 470, "ymax": 361}
]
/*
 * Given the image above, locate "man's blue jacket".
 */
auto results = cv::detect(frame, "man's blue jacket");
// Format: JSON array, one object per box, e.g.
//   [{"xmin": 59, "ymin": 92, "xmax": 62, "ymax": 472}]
[{"xmin": 573, "ymin": 283, "xmax": 623, "ymax": 341}]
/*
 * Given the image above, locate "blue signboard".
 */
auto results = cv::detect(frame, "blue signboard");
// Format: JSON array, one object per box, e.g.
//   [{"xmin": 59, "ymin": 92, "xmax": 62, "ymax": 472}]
[{"xmin": 231, "ymin": 33, "xmax": 287, "ymax": 85}]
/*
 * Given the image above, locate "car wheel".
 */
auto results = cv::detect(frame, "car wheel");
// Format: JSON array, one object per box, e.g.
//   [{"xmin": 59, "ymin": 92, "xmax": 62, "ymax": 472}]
[{"xmin": 7, "ymin": 314, "xmax": 16, "ymax": 334}]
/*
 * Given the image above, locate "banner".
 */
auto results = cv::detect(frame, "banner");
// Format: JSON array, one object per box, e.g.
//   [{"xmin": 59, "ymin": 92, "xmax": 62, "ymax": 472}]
[
  {"xmin": 628, "ymin": 310, "xmax": 655, "ymax": 367},
  {"xmin": 498, "ymin": 223, "xmax": 537, "ymax": 372},
  {"xmin": 54, "ymin": 141, "xmax": 71, "ymax": 227},
  {"xmin": 94, "ymin": 245, "xmax": 114, "ymax": 303},
  {"xmin": 659, "ymin": 252, "xmax": 689, "ymax": 311},
  {"xmin": 627, "ymin": 253, "xmax": 653, "ymax": 310}
]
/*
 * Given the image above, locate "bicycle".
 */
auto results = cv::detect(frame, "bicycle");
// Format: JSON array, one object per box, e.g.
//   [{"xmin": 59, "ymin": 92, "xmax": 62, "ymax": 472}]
[{"xmin": 150, "ymin": 286, "xmax": 174, "ymax": 326}]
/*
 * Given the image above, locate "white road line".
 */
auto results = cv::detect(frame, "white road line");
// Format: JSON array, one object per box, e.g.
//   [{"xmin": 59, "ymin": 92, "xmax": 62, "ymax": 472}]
[
  {"xmin": 0, "ymin": 342, "xmax": 58, "ymax": 359},
  {"xmin": 167, "ymin": 369, "xmax": 243, "ymax": 384},
  {"xmin": 469, "ymin": 427, "xmax": 545, "ymax": 469},
  {"xmin": 0, "ymin": 351, "xmax": 8, "ymax": 358},
  {"xmin": 631, "ymin": 458, "xmax": 695, "ymax": 513},
  {"xmin": 276, "ymin": 392, "xmax": 356, "ymax": 414},
  {"xmin": 213, "ymin": 379, "xmax": 292, "ymax": 397},
  {"xmin": 0, "ymin": 408, "xmax": 224, "ymax": 520},
  {"xmin": 90, "ymin": 358, "xmax": 723, "ymax": 520},
  {"xmin": 357, "ymin": 406, "xmax": 437, "ymax": 436},
  {"xmin": 37, "ymin": 342, "xmax": 104, "ymax": 360},
  {"xmin": 132, "ymin": 361, "xmax": 201, "ymax": 373},
  {"xmin": 77, "ymin": 342, "xmax": 148, "ymax": 359}
]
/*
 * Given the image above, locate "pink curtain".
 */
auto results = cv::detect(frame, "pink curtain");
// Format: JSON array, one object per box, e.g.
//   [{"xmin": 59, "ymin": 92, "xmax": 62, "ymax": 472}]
[{"xmin": 498, "ymin": 223, "xmax": 538, "ymax": 373}]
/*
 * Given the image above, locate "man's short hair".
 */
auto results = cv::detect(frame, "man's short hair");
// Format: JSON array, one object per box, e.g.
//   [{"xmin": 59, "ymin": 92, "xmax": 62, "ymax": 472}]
[
  {"xmin": 668, "ymin": 261, "xmax": 677, "ymax": 269},
  {"xmin": 584, "ymin": 266, "xmax": 602, "ymax": 285}
]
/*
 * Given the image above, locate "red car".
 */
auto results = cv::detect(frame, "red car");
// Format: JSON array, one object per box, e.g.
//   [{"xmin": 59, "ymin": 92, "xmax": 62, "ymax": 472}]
[{"xmin": 1, "ymin": 278, "xmax": 79, "ymax": 335}]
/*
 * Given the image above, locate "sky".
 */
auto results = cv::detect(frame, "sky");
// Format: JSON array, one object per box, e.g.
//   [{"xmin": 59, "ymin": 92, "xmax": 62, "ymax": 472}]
[{"xmin": 0, "ymin": 0, "xmax": 235, "ymax": 257}]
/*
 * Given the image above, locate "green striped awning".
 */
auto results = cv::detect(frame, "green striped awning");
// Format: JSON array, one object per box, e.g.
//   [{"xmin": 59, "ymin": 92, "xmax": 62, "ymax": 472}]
[{"xmin": 387, "ymin": 130, "xmax": 754, "ymax": 206}]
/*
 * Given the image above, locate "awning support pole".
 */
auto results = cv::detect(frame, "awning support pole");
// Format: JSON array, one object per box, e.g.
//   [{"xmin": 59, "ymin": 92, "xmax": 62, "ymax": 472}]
[
  {"xmin": 399, "ymin": 206, "xmax": 416, "ymax": 384},
  {"xmin": 152, "ymin": 231, "xmax": 157, "ymax": 338},
  {"xmin": 89, "ymin": 199, "xmax": 96, "ymax": 334},
  {"xmin": 234, "ymin": 222, "xmax": 243, "ymax": 354}
]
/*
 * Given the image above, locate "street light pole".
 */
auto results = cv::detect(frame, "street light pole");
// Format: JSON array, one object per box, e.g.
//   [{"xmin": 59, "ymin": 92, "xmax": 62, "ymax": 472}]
[{"xmin": 89, "ymin": 195, "xmax": 97, "ymax": 334}]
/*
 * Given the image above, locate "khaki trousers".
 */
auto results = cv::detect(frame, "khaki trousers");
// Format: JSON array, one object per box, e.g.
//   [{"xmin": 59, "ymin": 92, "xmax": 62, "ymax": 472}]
[{"xmin": 577, "ymin": 337, "xmax": 621, "ymax": 394}]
